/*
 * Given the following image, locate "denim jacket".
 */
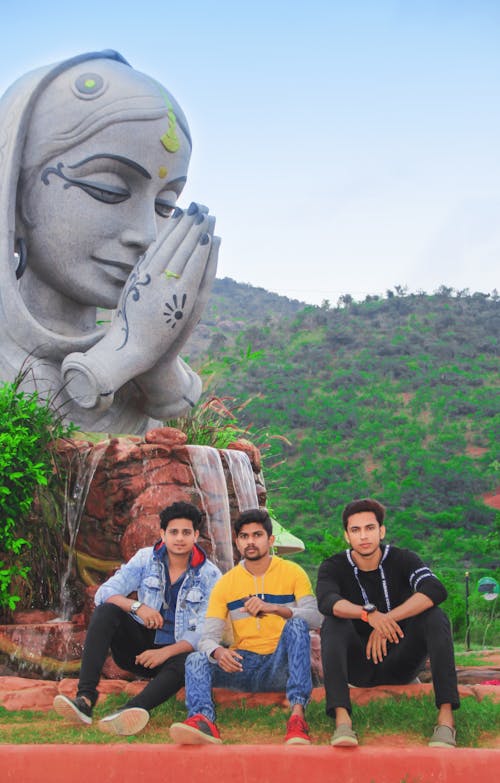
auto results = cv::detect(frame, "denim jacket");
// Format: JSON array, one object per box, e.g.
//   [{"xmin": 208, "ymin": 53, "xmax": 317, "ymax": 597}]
[{"xmin": 95, "ymin": 542, "xmax": 221, "ymax": 649}]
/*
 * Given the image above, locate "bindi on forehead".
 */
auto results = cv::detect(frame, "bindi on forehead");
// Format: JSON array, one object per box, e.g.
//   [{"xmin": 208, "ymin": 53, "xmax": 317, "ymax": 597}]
[{"xmin": 158, "ymin": 166, "xmax": 168, "ymax": 179}]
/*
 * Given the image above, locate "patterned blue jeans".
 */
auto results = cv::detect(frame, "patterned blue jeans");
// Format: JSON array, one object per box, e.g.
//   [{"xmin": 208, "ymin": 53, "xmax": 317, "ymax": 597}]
[{"xmin": 185, "ymin": 617, "xmax": 312, "ymax": 722}]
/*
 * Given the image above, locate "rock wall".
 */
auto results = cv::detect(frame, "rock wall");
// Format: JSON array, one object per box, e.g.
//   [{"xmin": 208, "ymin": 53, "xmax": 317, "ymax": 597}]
[
  {"xmin": 59, "ymin": 427, "xmax": 265, "ymax": 606},
  {"xmin": 0, "ymin": 427, "xmax": 265, "ymax": 677}
]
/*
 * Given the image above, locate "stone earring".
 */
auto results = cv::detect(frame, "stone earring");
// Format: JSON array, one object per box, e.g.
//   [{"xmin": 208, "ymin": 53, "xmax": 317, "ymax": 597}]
[{"xmin": 15, "ymin": 238, "xmax": 28, "ymax": 279}]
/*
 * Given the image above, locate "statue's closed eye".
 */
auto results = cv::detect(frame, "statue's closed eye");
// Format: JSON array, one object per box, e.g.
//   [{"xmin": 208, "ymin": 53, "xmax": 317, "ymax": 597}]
[
  {"xmin": 41, "ymin": 162, "xmax": 129, "ymax": 204},
  {"xmin": 155, "ymin": 198, "xmax": 176, "ymax": 218},
  {"xmin": 68, "ymin": 180, "xmax": 130, "ymax": 204},
  {"xmin": 42, "ymin": 162, "xmax": 176, "ymax": 217}
]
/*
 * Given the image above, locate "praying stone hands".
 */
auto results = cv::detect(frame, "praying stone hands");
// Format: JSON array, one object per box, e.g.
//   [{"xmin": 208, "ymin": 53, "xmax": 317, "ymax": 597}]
[{"xmin": 61, "ymin": 203, "xmax": 219, "ymax": 413}]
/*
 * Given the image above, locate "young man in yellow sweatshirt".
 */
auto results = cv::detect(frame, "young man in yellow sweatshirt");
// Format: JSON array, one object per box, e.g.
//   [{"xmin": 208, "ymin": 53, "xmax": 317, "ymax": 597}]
[{"xmin": 169, "ymin": 508, "xmax": 322, "ymax": 745}]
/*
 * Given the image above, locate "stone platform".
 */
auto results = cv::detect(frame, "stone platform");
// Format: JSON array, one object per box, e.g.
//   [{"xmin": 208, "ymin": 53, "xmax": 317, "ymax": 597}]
[
  {"xmin": 1, "ymin": 744, "xmax": 499, "ymax": 783},
  {"xmin": 1, "ymin": 671, "xmax": 499, "ymax": 782}
]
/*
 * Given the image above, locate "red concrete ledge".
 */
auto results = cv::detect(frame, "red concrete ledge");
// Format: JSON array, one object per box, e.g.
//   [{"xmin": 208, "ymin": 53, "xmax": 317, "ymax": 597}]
[{"xmin": 1, "ymin": 745, "xmax": 499, "ymax": 783}]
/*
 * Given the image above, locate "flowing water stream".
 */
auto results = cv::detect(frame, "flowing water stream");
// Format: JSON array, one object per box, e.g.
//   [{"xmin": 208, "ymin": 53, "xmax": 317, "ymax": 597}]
[
  {"xmin": 186, "ymin": 445, "xmax": 234, "ymax": 573},
  {"xmin": 222, "ymin": 449, "xmax": 259, "ymax": 510},
  {"xmin": 57, "ymin": 440, "xmax": 108, "ymax": 619}
]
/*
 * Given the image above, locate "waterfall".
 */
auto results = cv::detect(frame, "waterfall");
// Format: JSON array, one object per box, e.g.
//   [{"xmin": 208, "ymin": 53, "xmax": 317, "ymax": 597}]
[
  {"xmin": 224, "ymin": 448, "xmax": 304, "ymax": 555},
  {"xmin": 222, "ymin": 449, "xmax": 258, "ymax": 511},
  {"xmin": 58, "ymin": 441, "xmax": 107, "ymax": 619},
  {"xmin": 186, "ymin": 445, "xmax": 234, "ymax": 573}
]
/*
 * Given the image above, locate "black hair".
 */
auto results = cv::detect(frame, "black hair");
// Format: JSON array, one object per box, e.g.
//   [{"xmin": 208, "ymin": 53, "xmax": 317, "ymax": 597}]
[
  {"xmin": 342, "ymin": 498, "xmax": 386, "ymax": 530},
  {"xmin": 234, "ymin": 508, "xmax": 273, "ymax": 537},
  {"xmin": 159, "ymin": 501, "xmax": 202, "ymax": 531}
]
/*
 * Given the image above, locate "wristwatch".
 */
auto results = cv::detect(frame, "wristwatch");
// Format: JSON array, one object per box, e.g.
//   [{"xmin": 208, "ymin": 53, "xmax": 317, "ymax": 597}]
[
  {"xmin": 360, "ymin": 603, "xmax": 377, "ymax": 622},
  {"xmin": 130, "ymin": 600, "xmax": 142, "ymax": 615}
]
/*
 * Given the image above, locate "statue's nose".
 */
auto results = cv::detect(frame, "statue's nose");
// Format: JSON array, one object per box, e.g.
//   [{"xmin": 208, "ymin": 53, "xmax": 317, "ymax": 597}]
[{"xmin": 120, "ymin": 210, "xmax": 157, "ymax": 253}]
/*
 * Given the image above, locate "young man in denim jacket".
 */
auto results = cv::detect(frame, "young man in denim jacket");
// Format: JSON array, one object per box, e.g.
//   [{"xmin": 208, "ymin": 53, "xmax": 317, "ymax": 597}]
[{"xmin": 54, "ymin": 501, "xmax": 221, "ymax": 735}]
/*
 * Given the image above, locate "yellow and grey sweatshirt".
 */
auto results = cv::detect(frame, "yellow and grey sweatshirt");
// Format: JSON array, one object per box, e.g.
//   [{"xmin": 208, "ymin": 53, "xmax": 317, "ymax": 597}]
[{"xmin": 198, "ymin": 555, "xmax": 323, "ymax": 656}]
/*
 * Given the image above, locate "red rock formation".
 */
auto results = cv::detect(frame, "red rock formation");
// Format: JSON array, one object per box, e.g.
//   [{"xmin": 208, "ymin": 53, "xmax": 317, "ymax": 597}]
[
  {"xmin": 0, "ymin": 427, "xmax": 265, "ymax": 677},
  {"xmin": 1, "ymin": 676, "xmax": 498, "ymax": 713}
]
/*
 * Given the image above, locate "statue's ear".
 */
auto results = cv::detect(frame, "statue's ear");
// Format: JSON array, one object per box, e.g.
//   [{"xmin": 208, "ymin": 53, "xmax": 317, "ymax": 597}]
[{"xmin": 15, "ymin": 237, "xmax": 28, "ymax": 279}]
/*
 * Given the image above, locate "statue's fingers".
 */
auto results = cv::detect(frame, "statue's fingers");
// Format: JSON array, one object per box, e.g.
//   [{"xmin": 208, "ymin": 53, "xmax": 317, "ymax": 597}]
[
  {"xmin": 135, "ymin": 354, "xmax": 202, "ymax": 418},
  {"xmin": 162, "ymin": 212, "xmax": 211, "ymax": 278},
  {"xmin": 160, "ymin": 234, "xmax": 217, "ymax": 351},
  {"xmin": 165, "ymin": 236, "xmax": 219, "ymax": 358},
  {"xmin": 175, "ymin": 230, "xmax": 217, "ymax": 296},
  {"xmin": 162, "ymin": 212, "xmax": 215, "ymax": 279},
  {"xmin": 142, "ymin": 203, "xmax": 209, "ymax": 275},
  {"xmin": 195, "ymin": 235, "xmax": 219, "ymax": 310}
]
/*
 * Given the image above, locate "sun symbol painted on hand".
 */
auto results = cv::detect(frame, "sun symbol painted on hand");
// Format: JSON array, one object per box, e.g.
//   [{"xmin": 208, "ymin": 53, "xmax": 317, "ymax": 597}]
[{"xmin": 164, "ymin": 293, "xmax": 187, "ymax": 328}]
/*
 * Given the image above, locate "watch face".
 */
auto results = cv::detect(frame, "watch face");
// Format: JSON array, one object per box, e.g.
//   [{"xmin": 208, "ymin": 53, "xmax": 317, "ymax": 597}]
[{"xmin": 363, "ymin": 603, "xmax": 377, "ymax": 613}]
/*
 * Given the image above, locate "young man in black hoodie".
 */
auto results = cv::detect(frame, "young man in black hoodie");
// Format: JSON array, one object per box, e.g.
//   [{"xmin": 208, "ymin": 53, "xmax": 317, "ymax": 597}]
[{"xmin": 316, "ymin": 498, "xmax": 459, "ymax": 748}]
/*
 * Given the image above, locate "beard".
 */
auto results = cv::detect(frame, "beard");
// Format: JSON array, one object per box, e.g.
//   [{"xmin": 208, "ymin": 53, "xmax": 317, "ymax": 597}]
[{"xmin": 243, "ymin": 547, "xmax": 266, "ymax": 560}]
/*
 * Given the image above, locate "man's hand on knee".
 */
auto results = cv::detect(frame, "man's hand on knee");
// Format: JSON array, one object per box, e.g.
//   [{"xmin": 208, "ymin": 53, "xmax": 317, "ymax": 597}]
[
  {"xmin": 135, "ymin": 647, "xmax": 170, "ymax": 669},
  {"xmin": 365, "ymin": 630, "xmax": 388, "ymax": 663},
  {"xmin": 213, "ymin": 647, "xmax": 244, "ymax": 673},
  {"xmin": 137, "ymin": 605, "xmax": 163, "ymax": 630},
  {"xmin": 367, "ymin": 610, "xmax": 403, "ymax": 643}
]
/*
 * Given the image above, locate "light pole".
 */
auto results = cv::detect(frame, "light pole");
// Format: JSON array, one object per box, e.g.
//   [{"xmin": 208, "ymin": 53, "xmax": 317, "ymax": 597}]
[{"xmin": 465, "ymin": 571, "xmax": 471, "ymax": 651}]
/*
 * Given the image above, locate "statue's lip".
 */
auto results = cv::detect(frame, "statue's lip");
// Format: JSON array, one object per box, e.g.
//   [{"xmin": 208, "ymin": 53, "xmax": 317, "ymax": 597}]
[{"xmin": 93, "ymin": 257, "xmax": 135, "ymax": 281}]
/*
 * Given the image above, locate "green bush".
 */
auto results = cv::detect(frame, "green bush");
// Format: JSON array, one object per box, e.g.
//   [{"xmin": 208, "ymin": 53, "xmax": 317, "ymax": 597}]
[{"xmin": 0, "ymin": 378, "xmax": 74, "ymax": 612}]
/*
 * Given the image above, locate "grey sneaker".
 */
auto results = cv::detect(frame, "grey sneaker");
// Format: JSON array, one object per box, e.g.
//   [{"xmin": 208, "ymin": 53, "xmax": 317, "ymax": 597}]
[
  {"xmin": 53, "ymin": 694, "xmax": 93, "ymax": 726},
  {"xmin": 98, "ymin": 707, "xmax": 150, "ymax": 736},
  {"xmin": 330, "ymin": 723, "xmax": 358, "ymax": 747},
  {"xmin": 428, "ymin": 724, "xmax": 456, "ymax": 748}
]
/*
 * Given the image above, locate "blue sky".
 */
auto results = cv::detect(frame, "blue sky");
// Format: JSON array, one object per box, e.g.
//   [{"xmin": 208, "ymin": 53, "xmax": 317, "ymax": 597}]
[{"xmin": 1, "ymin": 0, "xmax": 498, "ymax": 305}]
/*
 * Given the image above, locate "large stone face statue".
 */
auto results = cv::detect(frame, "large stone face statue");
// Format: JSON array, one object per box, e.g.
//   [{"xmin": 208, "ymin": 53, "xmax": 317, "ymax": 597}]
[{"xmin": 0, "ymin": 50, "xmax": 219, "ymax": 434}]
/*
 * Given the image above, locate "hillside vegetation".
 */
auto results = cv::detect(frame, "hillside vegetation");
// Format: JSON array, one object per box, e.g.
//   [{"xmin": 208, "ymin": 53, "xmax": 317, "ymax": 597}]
[
  {"xmin": 186, "ymin": 276, "xmax": 305, "ymax": 360},
  {"xmin": 187, "ymin": 283, "xmax": 500, "ymax": 642}
]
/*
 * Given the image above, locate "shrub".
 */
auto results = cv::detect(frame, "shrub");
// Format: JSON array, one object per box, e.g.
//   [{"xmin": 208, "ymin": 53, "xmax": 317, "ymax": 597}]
[{"xmin": 0, "ymin": 377, "xmax": 75, "ymax": 612}]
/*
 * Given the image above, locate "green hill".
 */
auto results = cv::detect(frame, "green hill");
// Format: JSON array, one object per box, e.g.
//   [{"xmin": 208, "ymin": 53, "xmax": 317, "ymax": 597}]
[
  {"xmin": 187, "ymin": 283, "xmax": 500, "ymax": 641},
  {"xmin": 185, "ymin": 277, "xmax": 305, "ymax": 360}
]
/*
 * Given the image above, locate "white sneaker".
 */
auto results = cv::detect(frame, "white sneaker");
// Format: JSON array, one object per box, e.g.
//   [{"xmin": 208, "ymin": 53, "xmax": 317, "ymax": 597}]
[{"xmin": 98, "ymin": 707, "xmax": 150, "ymax": 736}]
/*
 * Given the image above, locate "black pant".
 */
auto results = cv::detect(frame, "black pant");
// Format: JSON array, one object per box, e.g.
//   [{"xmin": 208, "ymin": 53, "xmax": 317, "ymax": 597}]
[
  {"xmin": 77, "ymin": 603, "xmax": 188, "ymax": 712},
  {"xmin": 320, "ymin": 606, "xmax": 460, "ymax": 716}
]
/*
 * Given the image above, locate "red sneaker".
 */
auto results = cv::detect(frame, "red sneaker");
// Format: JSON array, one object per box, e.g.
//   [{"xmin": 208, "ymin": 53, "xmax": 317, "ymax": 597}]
[
  {"xmin": 285, "ymin": 714, "xmax": 312, "ymax": 745},
  {"xmin": 169, "ymin": 713, "xmax": 222, "ymax": 745}
]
